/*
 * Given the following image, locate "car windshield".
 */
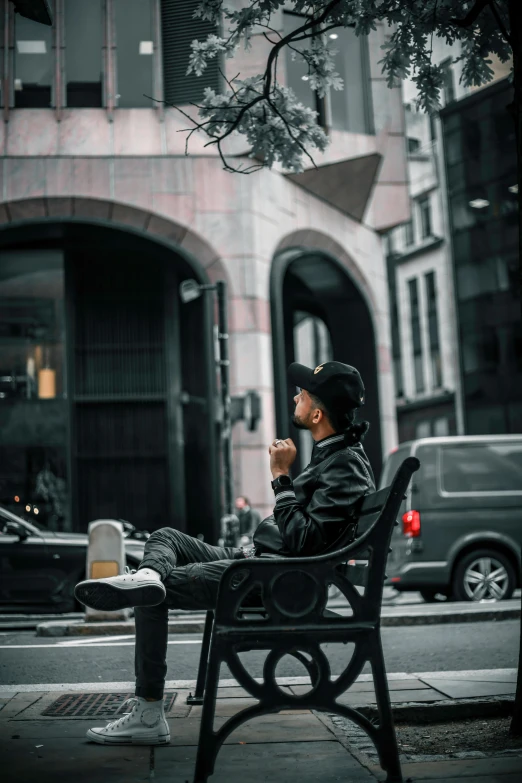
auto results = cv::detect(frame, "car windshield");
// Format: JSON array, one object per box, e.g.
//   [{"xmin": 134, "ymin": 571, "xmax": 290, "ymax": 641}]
[{"xmin": 0, "ymin": 505, "xmax": 46, "ymax": 534}]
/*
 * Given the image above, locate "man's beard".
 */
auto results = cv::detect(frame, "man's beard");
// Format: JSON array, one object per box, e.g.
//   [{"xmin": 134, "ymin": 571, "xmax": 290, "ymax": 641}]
[{"xmin": 291, "ymin": 413, "xmax": 310, "ymax": 431}]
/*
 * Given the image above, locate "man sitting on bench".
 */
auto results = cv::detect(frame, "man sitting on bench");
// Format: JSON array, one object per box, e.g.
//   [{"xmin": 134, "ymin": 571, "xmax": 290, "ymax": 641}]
[{"xmin": 75, "ymin": 360, "xmax": 375, "ymax": 746}]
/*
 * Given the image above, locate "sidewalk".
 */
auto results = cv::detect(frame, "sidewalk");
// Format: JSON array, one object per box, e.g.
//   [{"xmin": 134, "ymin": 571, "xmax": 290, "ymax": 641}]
[{"xmin": 1, "ymin": 669, "xmax": 520, "ymax": 782}]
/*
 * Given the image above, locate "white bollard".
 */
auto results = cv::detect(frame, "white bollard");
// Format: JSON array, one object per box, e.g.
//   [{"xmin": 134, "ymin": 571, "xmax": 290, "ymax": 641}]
[{"xmin": 85, "ymin": 519, "xmax": 130, "ymax": 621}]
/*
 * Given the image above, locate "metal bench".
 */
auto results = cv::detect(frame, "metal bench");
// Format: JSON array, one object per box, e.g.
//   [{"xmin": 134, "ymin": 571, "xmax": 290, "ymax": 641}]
[{"xmin": 190, "ymin": 456, "xmax": 420, "ymax": 783}]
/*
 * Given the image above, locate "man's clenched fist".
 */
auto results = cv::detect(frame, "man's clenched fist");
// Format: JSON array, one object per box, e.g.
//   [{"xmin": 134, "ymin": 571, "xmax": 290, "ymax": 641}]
[{"xmin": 268, "ymin": 438, "xmax": 297, "ymax": 479}]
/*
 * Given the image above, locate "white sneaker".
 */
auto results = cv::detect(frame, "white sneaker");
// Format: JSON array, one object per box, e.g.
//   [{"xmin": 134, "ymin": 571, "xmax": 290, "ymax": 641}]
[
  {"xmin": 87, "ymin": 697, "xmax": 170, "ymax": 745},
  {"xmin": 75, "ymin": 567, "xmax": 166, "ymax": 611}
]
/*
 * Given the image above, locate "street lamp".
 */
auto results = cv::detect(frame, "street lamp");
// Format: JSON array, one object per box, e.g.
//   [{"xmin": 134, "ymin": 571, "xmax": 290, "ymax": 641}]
[{"xmin": 180, "ymin": 278, "xmax": 239, "ymax": 545}]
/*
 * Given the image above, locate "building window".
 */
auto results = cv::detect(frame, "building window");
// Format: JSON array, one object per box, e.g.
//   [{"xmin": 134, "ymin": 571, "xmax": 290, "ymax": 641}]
[
  {"xmin": 283, "ymin": 12, "xmax": 324, "ymax": 120},
  {"xmin": 434, "ymin": 417, "xmax": 449, "ymax": 436},
  {"xmin": 114, "ymin": 0, "xmax": 154, "ymax": 107},
  {"xmin": 441, "ymin": 59, "xmax": 455, "ymax": 105},
  {"xmin": 0, "ymin": 250, "xmax": 68, "ymax": 529},
  {"xmin": 14, "ymin": 12, "xmax": 53, "ymax": 107},
  {"xmin": 328, "ymin": 25, "xmax": 372, "ymax": 133},
  {"xmin": 161, "ymin": 0, "xmax": 222, "ymax": 105},
  {"xmin": 407, "ymin": 137, "xmax": 421, "ymax": 154},
  {"xmin": 415, "ymin": 421, "xmax": 431, "ymax": 439},
  {"xmin": 425, "ymin": 271, "xmax": 442, "ymax": 389},
  {"xmin": 64, "ymin": 0, "xmax": 103, "ymax": 107},
  {"xmin": 408, "ymin": 278, "xmax": 424, "ymax": 393},
  {"xmin": 283, "ymin": 13, "xmax": 372, "ymax": 133},
  {"xmin": 404, "ymin": 219, "xmax": 414, "ymax": 246},
  {"xmin": 383, "ymin": 230, "xmax": 395, "ymax": 257},
  {"xmin": 418, "ymin": 194, "xmax": 433, "ymax": 239}
]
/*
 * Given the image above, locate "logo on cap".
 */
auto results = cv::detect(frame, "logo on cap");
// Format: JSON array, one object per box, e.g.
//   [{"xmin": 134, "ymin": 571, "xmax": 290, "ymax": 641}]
[{"xmin": 314, "ymin": 364, "xmax": 324, "ymax": 375}]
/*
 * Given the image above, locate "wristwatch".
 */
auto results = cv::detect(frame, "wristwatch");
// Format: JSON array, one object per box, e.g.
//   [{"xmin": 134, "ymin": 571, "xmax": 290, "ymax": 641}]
[{"xmin": 271, "ymin": 474, "xmax": 293, "ymax": 490}]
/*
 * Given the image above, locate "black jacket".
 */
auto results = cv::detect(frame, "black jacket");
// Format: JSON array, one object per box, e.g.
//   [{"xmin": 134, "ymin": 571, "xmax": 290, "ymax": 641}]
[{"xmin": 253, "ymin": 433, "xmax": 376, "ymax": 557}]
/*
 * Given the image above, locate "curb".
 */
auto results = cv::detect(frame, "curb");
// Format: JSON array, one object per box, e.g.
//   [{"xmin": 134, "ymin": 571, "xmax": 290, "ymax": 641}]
[
  {"xmin": 380, "ymin": 606, "xmax": 520, "ymax": 626},
  {"xmin": 36, "ymin": 618, "xmax": 206, "ymax": 637},
  {"xmin": 357, "ymin": 695, "xmax": 515, "ymax": 724},
  {"xmin": 35, "ymin": 605, "xmax": 520, "ymax": 636}
]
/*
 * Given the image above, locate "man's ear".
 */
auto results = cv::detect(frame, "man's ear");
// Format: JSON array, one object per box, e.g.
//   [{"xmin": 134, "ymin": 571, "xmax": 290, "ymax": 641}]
[{"xmin": 312, "ymin": 407, "xmax": 324, "ymax": 424}]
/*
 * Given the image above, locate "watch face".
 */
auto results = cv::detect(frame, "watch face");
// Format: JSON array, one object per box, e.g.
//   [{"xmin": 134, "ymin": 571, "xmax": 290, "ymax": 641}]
[{"xmin": 279, "ymin": 475, "xmax": 292, "ymax": 486}]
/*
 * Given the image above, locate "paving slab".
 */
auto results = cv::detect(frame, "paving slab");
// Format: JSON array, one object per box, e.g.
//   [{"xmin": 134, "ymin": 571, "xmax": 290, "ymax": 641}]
[
  {"xmin": 154, "ymin": 741, "xmax": 376, "ymax": 783},
  {"xmin": 290, "ymin": 678, "xmax": 428, "ymax": 696},
  {"xmin": 338, "ymin": 689, "xmax": 450, "ymax": 705},
  {"xmin": 373, "ymin": 755, "xmax": 522, "ymax": 780},
  {"xmin": 0, "ymin": 712, "xmax": 332, "ymax": 745},
  {"xmin": 418, "ymin": 679, "xmax": 516, "ymax": 700},
  {"xmin": 414, "ymin": 669, "xmax": 517, "ymax": 683}
]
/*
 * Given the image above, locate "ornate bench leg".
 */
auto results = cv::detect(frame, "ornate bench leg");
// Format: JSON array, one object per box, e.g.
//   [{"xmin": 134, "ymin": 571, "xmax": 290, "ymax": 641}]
[
  {"xmin": 371, "ymin": 635, "xmax": 403, "ymax": 782},
  {"xmin": 193, "ymin": 645, "xmax": 221, "ymax": 783},
  {"xmin": 188, "ymin": 610, "xmax": 214, "ymax": 706}
]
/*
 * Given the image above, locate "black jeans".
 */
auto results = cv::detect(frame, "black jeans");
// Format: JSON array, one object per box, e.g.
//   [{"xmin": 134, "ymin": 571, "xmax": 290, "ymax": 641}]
[{"xmin": 135, "ymin": 527, "xmax": 240, "ymax": 699}]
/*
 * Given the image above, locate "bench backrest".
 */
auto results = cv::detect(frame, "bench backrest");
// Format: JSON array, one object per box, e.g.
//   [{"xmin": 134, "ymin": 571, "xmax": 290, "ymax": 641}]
[{"xmin": 214, "ymin": 456, "xmax": 420, "ymax": 627}]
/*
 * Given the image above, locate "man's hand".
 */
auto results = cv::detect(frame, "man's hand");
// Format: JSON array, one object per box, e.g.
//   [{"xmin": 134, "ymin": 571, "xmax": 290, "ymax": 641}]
[{"xmin": 269, "ymin": 438, "xmax": 297, "ymax": 478}]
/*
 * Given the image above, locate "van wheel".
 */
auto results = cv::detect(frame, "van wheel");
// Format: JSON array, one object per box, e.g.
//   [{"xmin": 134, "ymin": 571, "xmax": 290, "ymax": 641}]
[{"xmin": 453, "ymin": 550, "xmax": 516, "ymax": 602}]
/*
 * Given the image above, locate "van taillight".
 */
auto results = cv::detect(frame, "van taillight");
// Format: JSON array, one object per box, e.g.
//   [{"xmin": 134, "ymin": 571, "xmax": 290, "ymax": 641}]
[{"xmin": 402, "ymin": 510, "xmax": 421, "ymax": 537}]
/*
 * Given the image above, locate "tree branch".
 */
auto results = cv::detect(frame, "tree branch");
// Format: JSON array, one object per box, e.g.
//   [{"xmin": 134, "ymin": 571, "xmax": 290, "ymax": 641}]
[{"xmin": 451, "ymin": 0, "xmax": 490, "ymax": 28}]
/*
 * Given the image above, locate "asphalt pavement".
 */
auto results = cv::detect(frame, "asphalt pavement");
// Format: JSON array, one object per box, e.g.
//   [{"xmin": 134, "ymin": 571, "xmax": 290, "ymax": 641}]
[{"xmin": 0, "ymin": 619, "xmax": 519, "ymax": 686}]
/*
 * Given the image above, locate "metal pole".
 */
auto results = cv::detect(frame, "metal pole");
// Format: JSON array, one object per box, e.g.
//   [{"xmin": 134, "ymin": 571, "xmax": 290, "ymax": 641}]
[
  {"xmin": 215, "ymin": 281, "xmax": 239, "ymax": 545},
  {"xmin": 216, "ymin": 281, "xmax": 233, "ymax": 513}
]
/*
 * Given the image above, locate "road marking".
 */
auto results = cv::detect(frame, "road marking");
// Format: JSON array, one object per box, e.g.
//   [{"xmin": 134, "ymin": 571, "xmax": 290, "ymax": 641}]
[{"xmin": 0, "ymin": 639, "xmax": 202, "ymax": 650}]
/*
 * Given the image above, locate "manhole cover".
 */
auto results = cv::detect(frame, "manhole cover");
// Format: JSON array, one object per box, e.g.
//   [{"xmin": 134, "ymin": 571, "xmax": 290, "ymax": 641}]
[{"xmin": 42, "ymin": 692, "xmax": 177, "ymax": 717}]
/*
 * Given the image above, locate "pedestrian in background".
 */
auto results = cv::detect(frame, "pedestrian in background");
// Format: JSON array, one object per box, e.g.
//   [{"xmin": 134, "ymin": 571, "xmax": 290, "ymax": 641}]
[{"xmin": 235, "ymin": 495, "xmax": 262, "ymax": 546}]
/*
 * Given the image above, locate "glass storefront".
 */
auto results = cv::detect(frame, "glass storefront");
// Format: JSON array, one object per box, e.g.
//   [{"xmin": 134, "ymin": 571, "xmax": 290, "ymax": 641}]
[
  {"xmin": 0, "ymin": 250, "xmax": 68, "ymax": 529},
  {"xmin": 441, "ymin": 79, "xmax": 521, "ymax": 434}
]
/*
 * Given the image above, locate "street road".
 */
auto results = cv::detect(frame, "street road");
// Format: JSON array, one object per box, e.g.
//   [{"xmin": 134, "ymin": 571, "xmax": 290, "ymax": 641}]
[{"xmin": 0, "ymin": 620, "xmax": 519, "ymax": 686}]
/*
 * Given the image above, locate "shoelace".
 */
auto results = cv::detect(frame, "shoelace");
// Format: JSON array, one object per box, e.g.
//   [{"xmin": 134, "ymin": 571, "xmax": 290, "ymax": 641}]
[
  {"xmin": 105, "ymin": 697, "xmax": 139, "ymax": 730},
  {"xmin": 124, "ymin": 566, "xmax": 137, "ymax": 575}
]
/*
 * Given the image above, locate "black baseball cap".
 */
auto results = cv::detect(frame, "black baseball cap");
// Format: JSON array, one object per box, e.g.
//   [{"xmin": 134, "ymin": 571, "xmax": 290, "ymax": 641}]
[{"xmin": 288, "ymin": 361, "xmax": 365, "ymax": 411}]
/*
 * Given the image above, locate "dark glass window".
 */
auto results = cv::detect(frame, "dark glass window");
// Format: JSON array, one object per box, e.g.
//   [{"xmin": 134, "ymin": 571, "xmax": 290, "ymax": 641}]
[
  {"xmin": 14, "ymin": 13, "xmax": 53, "ymax": 107},
  {"xmin": 0, "ymin": 250, "xmax": 68, "ymax": 529},
  {"xmin": 407, "ymin": 137, "xmax": 421, "ymax": 154},
  {"xmin": 328, "ymin": 26, "xmax": 371, "ymax": 133},
  {"xmin": 64, "ymin": 0, "xmax": 103, "ymax": 107},
  {"xmin": 441, "ymin": 59, "xmax": 455, "ymax": 105},
  {"xmin": 283, "ymin": 13, "xmax": 320, "ymax": 116},
  {"xmin": 418, "ymin": 194, "xmax": 432, "ymax": 238},
  {"xmin": 441, "ymin": 443, "xmax": 522, "ymax": 493},
  {"xmin": 404, "ymin": 219, "xmax": 414, "ymax": 246},
  {"xmin": 114, "ymin": 0, "xmax": 154, "ymax": 108},
  {"xmin": 425, "ymin": 272, "xmax": 442, "ymax": 388},
  {"xmin": 162, "ymin": 0, "xmax": 222, "ymax": 105},
  {"xmin": 408, "ymin": 278, "xmax": 424, "ymax": 393}
]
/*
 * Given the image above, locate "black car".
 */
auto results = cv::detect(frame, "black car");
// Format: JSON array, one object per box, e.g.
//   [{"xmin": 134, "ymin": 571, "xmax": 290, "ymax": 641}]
[{"xmin": 0, "ymin": 505, "xmax": 146, "ymax": 613}]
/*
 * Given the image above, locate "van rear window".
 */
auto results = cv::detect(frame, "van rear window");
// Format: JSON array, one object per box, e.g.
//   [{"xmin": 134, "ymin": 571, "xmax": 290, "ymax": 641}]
[
  {"xmin": 441, "ymin": 442, "xmax": 522, "ymax": 493},
  {"xmin": 380, "ymin": 446, "xmax": 410, "ymax": 489}
]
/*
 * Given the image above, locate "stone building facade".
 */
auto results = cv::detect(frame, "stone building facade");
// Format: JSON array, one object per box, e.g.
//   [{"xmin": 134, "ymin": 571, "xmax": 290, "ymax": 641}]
[{"xmin": 0, "ymin": 2, "xmax": 409, "ymax": 535}]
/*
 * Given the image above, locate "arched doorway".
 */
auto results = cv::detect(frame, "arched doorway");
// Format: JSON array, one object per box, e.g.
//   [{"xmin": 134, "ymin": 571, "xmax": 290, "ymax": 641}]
[
  {"xmin": 0, "ymin": 218, "xmax": 221, "ymax": 539},
  {"xmin": 270, "ymin": 246, "xmax": 382, "ymax": 480}
]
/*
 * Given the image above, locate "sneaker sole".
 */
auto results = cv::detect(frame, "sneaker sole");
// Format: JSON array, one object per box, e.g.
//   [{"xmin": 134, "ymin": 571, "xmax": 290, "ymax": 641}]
[
  {"xmin": 75, "ymin": 581, "xmax": 165, "ymax": 611},
  {"xmin": 87, "ymin": 729, "xmax": 170, "ymax": 745}
]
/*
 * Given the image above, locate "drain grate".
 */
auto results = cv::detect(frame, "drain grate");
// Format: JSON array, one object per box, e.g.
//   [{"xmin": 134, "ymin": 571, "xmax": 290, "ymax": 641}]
[{"xmin": 42, "ymin": 692, "xmax": 177, "ymax": 717}]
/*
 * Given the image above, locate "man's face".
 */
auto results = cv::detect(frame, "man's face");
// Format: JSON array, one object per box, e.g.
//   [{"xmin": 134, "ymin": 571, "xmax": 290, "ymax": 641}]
[
  {"xmin": 235, "ymin": 497, "xmax": 246, "ymax": 510},
  {"xmin": 292, "ymin": 388, "xmax": 319, "ymax": 430}
]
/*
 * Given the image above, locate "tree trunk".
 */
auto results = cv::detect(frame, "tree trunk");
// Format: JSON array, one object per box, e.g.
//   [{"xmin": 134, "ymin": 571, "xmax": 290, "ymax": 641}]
[{"xmin": 509, "ymin": 0, "xmax": 522, "ymax": 737}]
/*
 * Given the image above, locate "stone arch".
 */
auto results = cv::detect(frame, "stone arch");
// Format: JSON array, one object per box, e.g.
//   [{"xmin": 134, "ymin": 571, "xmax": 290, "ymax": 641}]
[
  {"xmin": 0, "ymin": 196, "xmax": 230, "ymax": 286},
  {"xmin": 274, "ymin": 228, "xmax": 379, "ymax": 318},
  {"xmin": 0, "ymin": 197, "xmax": 231, "ymax": 537},
  {"xmin": 270, "ymin": 229, "xmax": 386, "ymax": 478}
]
